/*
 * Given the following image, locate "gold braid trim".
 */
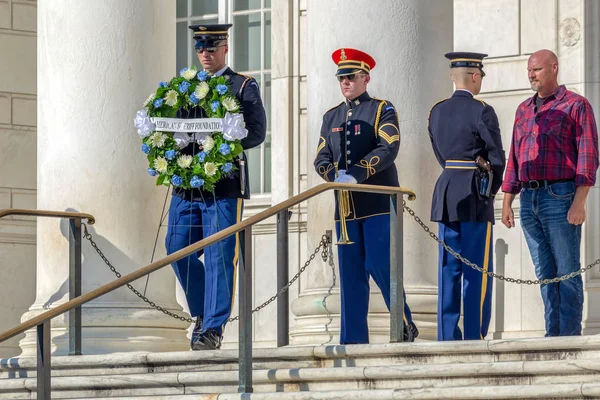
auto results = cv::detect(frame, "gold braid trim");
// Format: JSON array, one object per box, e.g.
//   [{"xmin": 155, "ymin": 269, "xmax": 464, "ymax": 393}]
[
  {"xmin": 357, "ymin": 156, "xmax": 380, "ymax": 179},
  {"xmin": 318, "ymin": 163, "xmax": 335, "ymax": 182},
  {"xmin": 378, "ymin": 131, "xmax": 400, "ymax": 145},
  {"xmin": 373, "ymin": 100, "xmax": 387, "ymax": 137},
  {"xmin": 316, "ymin": 136, "xmax": 326, "ymax": 155}
]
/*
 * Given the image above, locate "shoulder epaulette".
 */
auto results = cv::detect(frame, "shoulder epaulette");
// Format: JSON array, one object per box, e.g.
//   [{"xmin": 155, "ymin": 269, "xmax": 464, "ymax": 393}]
[
  {"xmin": 428, "ymin": 98, "xmax": 449, "ymax": 121},
  {"xmin": 239, "ymin": 74, "xmax": 254, "ymax": 92},
  {"xmin": 324, "ymin": 102, "xmax": 344, "ymax": 115},
  {"xmin": 475, "ymin": 98, "xmax": 486, "ymax": 107},
  {"xmin": 371, "ymin": 97, "xmax": 389, "ymax": 105}
]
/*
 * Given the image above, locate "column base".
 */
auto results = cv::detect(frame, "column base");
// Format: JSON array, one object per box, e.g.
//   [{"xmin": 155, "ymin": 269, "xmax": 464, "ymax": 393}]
[
  {"xmin": 18, "ymin": 303, "xmax": 190, "ymax": 356},
  {"xmin": 290, "ymin": 289, "xmax": 437, "ymax": 345}
]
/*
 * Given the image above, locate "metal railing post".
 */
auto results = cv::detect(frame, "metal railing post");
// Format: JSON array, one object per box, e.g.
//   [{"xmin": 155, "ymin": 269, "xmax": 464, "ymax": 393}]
[
  {"xmin": 276, "ymin": 209, "xmax": 290, "ymax": 347},
  {"xmin": 68, "ymin": 218, "xmax": 82, "ymax": 355},
  {"xmin": 37, "ymin": 321, "xmax": 51, "ymax": 399},
  {"xmin": 238, "ymin": 226, "xmax": 253, "ymax": 393},
  {"xmin": 389, "ymin": 194, "xmax": 405, "ymax": 342}
]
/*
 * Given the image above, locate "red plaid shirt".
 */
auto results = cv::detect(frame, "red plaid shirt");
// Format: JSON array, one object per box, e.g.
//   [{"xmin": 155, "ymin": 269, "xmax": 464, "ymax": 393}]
[{"xmin": 502, "ymin": 85, "xmax": 599, "ymax": 194}]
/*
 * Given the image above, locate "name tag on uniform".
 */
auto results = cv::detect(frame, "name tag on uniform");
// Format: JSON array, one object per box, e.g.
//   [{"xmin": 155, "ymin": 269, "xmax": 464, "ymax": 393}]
[{"xmin": 332, "ymin": 127, "xmax": 343, "ymax": 132}]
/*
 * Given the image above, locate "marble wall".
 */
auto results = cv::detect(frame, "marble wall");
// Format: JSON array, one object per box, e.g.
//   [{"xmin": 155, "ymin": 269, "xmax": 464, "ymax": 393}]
[{"xmin": 0, "ymin": 0, "xmax": 37, "ymax": 357}]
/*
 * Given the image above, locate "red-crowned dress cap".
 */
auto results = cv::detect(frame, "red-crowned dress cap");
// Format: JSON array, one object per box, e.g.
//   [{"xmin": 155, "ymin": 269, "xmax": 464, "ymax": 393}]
[{"xmin": 331, "ymin": 48, "xmax": 376, "ymax": 76}]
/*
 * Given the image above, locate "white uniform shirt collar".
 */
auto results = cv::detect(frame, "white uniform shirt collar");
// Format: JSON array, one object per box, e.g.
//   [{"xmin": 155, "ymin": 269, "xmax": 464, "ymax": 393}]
[
  {"xmin": 210, "ymin": 65, "xmax": 229, "ymax": 77},
  {"xmin": 454, "ymin": 88, "xmax": 474, "ymax": 96}
]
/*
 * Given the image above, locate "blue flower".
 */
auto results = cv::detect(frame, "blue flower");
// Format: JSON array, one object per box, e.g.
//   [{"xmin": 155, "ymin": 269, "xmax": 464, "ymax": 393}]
[
  {"xmin": 197, "ymin": 71, "xmax": 209, "ymax": 81},
  {"xmin": 178, "ymin": 81, "xmax": 191, "ymax": 93},
  {"xmin": 197, "ymin": 151, "xmax": 207, "ymax": 162},
  {"xmin": 190, "ymin": 176, "xmax": 204, "ymax": 188},
  {"xmin": 147, "ymin": 168, "xmax": 158, "ymax": 177},
  {"xmin": 179, "ymin": 67, "xmax": 188, "ymax": 77},
  {"xmin": 219, "ymin": 143, "xmax": 231, "ymax": 156},
  {"xmin": 221, "ymin": 162, "xmax": 233, "ymax": 174},
  {"xmin": 153, "ymin": 98, "xmax": 164, "ymax": 108},
  {"xmin": 216, "ymin": 84, "xmax": 228, "ymax": 95},
  {"xmin": 141, "ymin": 143, "xmax": 150, "ymax": 154},
  {"xmin": 189, "ymin": 93, "xmax": 199, "ymax": 104},
  {"xmin": 165, "ymin": 149, "xmax": 177, "ymax": 160},
  {"xmin": 159, "ymin": 81, "xmax": 169, "ymax": 88},
  {"xmin": 171, "ymin": 174, "xmax": 183, "ymax": 187},
  {"xmin": 211, "ymin": 100, "xmax": 220, "ymax": 113}
]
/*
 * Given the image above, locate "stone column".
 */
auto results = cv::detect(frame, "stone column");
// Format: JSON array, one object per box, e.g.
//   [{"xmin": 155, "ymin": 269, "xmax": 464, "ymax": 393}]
[
  {"xmin": 19, "ymin": 0, "xmax": 188, "ymax": 356},
  {"xmin": 291, "ymin": 0, "xmax": 453, "ymax": 344},
  {"xmin": 582, "ymin": 0, "xmax": 600, "ymax": 334}
]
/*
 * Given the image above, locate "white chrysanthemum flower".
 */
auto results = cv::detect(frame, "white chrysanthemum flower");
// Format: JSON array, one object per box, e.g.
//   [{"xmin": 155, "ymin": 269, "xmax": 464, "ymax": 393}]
[
  {"xmin": 182, "ymin": 68, "xmax": 197, "ymax": 80},
  {"xmin": 177, "ymin": 154, "xmax": 193, "ymax": 169},
  {"xmin": 150, "ymin": 132, "xmax": 167, "ymax": 148},
  {"xmin": 222, "ymin": 97, "xmax": 239, "ymax": 112},
  {"xmin": 153, "ymin": 157, "xmax": 168, "ymax": 174},
  {"xmin": 164, "ymin": 90, "xmax": 178, "ymax": 107},
  {"xmin": 194, "ymin": 82, "xmax": 210, "ymax": 100},
  {"xmin": 204, "ymin": 162, "xmax": 217, "ymax": 177},
  {"xmin": 143, "ymin": 92, "xmax": 155, "ymax": 107},
  {"xmin": 202, "ymin": 136, "xmax": 215, "ymax": 152}
]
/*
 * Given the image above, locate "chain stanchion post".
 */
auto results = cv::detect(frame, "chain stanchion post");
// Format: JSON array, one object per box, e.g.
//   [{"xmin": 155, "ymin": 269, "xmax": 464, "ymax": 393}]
[
  {"xmin": 68, "ymin": 218, "xmax": 82, "ymax": 355},
  {"xmin": 238, "ymin": 226, "xmax": 253, "ymax": 393},
  {"xmin": 390, "ymin": 194, "xmax": 405, "ymax": 342},
  {"xmin": 276, "ymin": 209, "xmax": 290, "ymax": 347},
  {"xmin": 37, "ymin": 320, "xmax": 51, "ymax": 400}
]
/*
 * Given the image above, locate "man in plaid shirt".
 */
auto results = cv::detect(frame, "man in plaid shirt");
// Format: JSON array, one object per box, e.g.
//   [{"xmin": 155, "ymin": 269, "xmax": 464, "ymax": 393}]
[{"xmin": 501, "ymin": 49, "xmax": 599, "ymax": 336}]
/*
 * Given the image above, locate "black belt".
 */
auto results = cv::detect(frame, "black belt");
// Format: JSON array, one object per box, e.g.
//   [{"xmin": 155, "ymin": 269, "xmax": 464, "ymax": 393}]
[{"xmin": 521, "ymin": 179, "xmax": 573, "ymax": 189}]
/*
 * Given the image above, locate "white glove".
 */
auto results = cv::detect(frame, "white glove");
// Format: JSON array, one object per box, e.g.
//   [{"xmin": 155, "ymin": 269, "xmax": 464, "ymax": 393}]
[
  {"xmin": 334, "ymin": 174, "xmax": 357, "ymax": 184},
  {"xmin": 337, "ymin": 169, "xmax": 347, "ymax": 176}
]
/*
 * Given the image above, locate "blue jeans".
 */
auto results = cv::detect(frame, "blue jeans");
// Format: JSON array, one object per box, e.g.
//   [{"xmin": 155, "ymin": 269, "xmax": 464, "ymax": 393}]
[{"xmin": 519, "ymin": 181, "xmax": 582, "ymax": 336}]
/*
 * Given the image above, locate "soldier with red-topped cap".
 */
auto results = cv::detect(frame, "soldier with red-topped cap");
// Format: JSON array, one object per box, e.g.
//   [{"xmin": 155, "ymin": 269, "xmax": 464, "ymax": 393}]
[{"xmin": 314, "ymin": 48, "xmax": 418, "ymax": 344}]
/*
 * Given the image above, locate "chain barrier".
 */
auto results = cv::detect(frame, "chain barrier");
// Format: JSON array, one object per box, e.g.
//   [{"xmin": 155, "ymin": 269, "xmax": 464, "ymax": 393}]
[
  {"xmin": 321, "ymin": 232, "xmax": 336, "ymax": 345},
  {"xmin": 402, "ymin": 201, "xmax": 600, "ymax": 285},
  {"xmin": 82, "ymin": 223, "xmax": 331, "ymax": 323},
  {"xmin": 82, "ymin": 200, "xmax": 600, "ymax": 327}
]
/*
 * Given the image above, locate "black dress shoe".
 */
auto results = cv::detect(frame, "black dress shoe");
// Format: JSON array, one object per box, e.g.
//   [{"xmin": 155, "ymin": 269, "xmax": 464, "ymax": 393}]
[
  {"xmin": 190, "ymin": 318, "xmax": 203, "ymax": 349},
  {"xmin": 191, "ymin": 328, "xmax": 222, "ymax": 351},
  {"xmin": 404, "ymin": 322, "xmax": 419, "ymax": 342}
]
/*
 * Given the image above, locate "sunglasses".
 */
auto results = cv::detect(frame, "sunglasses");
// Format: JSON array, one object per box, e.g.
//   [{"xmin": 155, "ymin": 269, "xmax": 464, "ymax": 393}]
[
  {"xmin": 337, "ymin": 74, "xmax": 362, "ymax": 82},
  {"xmin": 196, "ymin": 45, "xmax": 226, "ymax": 54},
  {"xmin": 467, "ymin": 71, "xmax": 486, "ymax": 78}
]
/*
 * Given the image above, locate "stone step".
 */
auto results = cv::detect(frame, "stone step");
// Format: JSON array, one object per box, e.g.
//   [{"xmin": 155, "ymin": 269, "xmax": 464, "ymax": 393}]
[
  {"xmin": 2, "ymin": 358, "xmax": 600, "ymax": 399},
  {"xmin": 2, "ymin": 335, "xmax": 600, "ymax": 379},
  {"xmin": 44, "ymin": 383, "xmax": 600, "ymax": 400}
]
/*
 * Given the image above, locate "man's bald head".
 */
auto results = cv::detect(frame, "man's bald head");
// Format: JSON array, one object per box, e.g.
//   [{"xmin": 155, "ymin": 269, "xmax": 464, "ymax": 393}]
[{"xmin": 527, "ymin": 49, "xmax": 559, "ymax": 97}]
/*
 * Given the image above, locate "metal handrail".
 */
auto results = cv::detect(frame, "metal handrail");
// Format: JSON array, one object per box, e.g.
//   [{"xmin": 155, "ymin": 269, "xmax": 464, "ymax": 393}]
[
  {"xmin": 0, "ymin": 208, "xmax": 96, "ymax": 398},
  {"xmin": 0, "ymin": 183, "xmax": 416, "ymax": 397},
  {"xmin": 0, "ymin": 183, "xmax": 414, "ymax": 344},
  {"xmin": 0, "ymin": 209, "xmax": 95, "ymax": 224}
]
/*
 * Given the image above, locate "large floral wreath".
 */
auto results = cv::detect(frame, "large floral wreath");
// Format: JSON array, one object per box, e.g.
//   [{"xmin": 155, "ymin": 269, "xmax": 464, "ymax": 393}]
[{"xmin": 133, "ymin": 66, "xmax": 247, "ymax": 192}]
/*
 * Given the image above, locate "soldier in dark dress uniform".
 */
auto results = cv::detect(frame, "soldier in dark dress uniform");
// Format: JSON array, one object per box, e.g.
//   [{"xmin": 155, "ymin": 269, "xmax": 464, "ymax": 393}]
[
  {"xmin": 314, "ymin": 48, "xmax": 418, "ymax": 344},
  {"xmin": 165, "ymin": 24, "xmax": 266, "ymax": 350},
  {"xmin": 428, "ymin": 52, "xmax": 505, "ymax": 341}
]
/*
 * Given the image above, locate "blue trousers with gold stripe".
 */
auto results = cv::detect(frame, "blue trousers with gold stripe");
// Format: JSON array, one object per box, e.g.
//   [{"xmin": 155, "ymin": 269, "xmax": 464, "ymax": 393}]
[
  {"xmin": 437, "ymin": 221, "xmax": 493, "ymax": 340},
  {"xmin": 166, "ymin": 195, "xmax": 242, "ymax": 335},
  {"xmin": 336, "ymin": 214, "xmax": 414, "ymax": 344}
]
